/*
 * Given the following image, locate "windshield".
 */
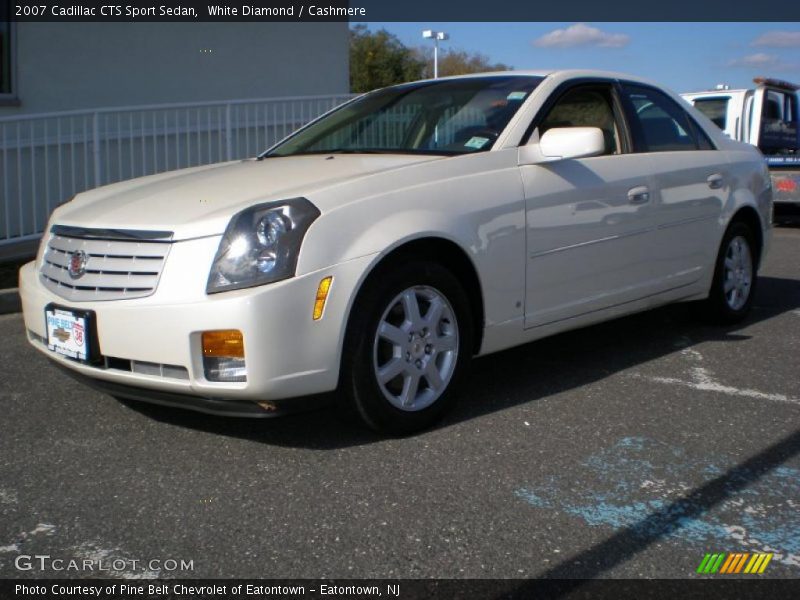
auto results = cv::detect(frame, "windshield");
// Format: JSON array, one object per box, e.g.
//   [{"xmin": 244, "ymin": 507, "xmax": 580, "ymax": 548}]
[{"xmin": 265, "ymin": 75, "xmax": 544, "ymax": 157}]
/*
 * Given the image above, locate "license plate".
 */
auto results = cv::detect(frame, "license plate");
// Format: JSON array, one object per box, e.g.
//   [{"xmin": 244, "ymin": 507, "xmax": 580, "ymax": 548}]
[{"xmin": 45, "ymin": 307, "xmax": 90, "ymax": 361}]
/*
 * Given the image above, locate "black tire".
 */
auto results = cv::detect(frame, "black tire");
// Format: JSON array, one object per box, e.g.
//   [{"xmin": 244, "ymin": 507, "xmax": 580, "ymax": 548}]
[
  {"xmin": 701, "ymin": 220, "xmax": 759, "ymax": 324},
  {"xmin": 340, "ymin": 260, "xmax": 473, "ymax": 435}
]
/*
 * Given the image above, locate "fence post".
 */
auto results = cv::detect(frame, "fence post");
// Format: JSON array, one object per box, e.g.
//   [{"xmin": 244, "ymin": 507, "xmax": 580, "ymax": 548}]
[
  {"xmin": 92, "ymin": 112, "xmax": 102, "ymax": 188},
  {"xmin": 225, "ymin": 103, "xmax": 232, "ymax": 161}
]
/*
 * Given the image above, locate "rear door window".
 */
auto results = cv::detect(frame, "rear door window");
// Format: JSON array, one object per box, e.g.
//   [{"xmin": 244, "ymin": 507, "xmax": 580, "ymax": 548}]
[{"xmin": 623, "ymin": 85, "xmax": 702, "ymax": 152}]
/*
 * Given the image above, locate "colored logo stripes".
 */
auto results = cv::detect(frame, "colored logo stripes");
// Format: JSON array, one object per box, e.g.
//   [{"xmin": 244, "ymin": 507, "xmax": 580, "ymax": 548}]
[{"xmin": 697, "ymin": 552, "xmax": 773, "ymax": 574}]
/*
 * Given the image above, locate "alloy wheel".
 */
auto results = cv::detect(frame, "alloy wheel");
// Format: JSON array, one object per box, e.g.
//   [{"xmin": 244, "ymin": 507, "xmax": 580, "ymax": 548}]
[
  {"xmin": 372, "ymin": 285, "xmax": 459, "ymax": 411},
  {"xmin": 723, "ymin": 235, "xmax": 753, "ymax": 311}
]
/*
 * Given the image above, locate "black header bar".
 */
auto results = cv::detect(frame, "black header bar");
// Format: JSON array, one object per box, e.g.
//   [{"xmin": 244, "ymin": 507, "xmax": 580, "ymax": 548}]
[{"xmin": 6, "ymin": 0, "xmax": 800, "ymax": 22}]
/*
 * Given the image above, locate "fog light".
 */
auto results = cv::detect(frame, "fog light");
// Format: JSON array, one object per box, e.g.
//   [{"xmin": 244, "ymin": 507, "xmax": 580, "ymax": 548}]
[
  {"xmin": 202, "ymin": 330, "xmax": 246, "ymax": 382},
  {"xmin": 313, "ymin": 276, "xmax": 333, "ymax": 321},
  {"xmin": 203, "ymin": 356, "xmax": 247, "ymax": 382}
]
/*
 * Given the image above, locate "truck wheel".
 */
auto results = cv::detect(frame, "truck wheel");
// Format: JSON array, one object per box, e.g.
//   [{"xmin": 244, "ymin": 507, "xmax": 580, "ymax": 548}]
[
  {"xmin": 341, "ymin": 260, "xmax": 473, "ymax": 435},
  {"xmin": 702, "ymin": 221, "xmax": 758, "ymax": 324}
]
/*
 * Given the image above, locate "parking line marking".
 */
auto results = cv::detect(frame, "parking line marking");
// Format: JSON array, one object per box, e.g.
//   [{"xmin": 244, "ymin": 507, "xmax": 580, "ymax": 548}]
[
  {"xmin": 634, "ymin": 367, "xmax": 799, "ymax": 406},
  {"xmin": 0, "ymin": 523, "xmax": 56, "ymax": 554}
]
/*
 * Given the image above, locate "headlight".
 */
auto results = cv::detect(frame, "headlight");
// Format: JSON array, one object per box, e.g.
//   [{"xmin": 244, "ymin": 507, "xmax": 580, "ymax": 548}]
[{"xmin": 206, "ymin": 197, "xmax": 320, "ymax": 293}]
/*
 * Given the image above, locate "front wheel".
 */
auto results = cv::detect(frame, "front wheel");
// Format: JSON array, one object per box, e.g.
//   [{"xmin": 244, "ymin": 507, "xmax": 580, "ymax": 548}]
[
  {"xmin": 702, "ymin": 221, "xmax": 758, "ymax": 324},
  {"xmin": 341, "ymin": 261, "xmax": 473, "ymax": 435}
]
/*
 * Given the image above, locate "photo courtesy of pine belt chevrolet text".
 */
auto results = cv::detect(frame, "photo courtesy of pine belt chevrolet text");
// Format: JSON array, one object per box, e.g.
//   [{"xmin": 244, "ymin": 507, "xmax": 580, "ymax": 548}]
[{"xmin": 19, "ymin": 70, "xmax": 773, "ymax": 434}]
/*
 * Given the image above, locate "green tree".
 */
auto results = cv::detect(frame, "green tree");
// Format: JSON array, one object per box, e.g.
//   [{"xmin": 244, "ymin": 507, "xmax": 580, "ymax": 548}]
[
  {"xmin": 411, "ymin": 47, "xmax": 512, "ymax": 79},
  {"xmin": 349, "ymin": 25, "xmax": 425, "ymax": 93},
  {"xmin": 349, "ymin": 25, "xmax": 512, "ymax": 92}
]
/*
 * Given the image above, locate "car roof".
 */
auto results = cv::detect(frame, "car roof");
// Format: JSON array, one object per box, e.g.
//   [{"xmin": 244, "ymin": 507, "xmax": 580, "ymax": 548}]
[{"xmin": 409, "ymin": 69, "xmax": 667, "ymax": 88}]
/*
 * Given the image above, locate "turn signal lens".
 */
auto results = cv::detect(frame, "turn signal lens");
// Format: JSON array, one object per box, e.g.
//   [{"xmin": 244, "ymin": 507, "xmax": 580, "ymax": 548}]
[
  {"xmin": 202, "ymin": 330, "xmax": 244, "ymax": 358},
  {"xmin": 313, "ymin": 276, "xmax": 333, "ymax": 321}
]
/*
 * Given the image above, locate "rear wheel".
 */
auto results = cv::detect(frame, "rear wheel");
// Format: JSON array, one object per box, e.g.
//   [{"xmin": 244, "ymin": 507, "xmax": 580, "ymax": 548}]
[
  {"xmin": 341, "ymin": 260, "xmax": 473, "ymax": 435},
  {"xmin": 702, "ymin": 221, "xmax": 758, "ymax": 324}
]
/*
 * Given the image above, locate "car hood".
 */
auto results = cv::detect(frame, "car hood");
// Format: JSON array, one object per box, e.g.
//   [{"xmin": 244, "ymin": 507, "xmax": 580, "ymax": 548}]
[{"xmin": 52, "ymin": 154, "xmax": 442, "ymax": 240}]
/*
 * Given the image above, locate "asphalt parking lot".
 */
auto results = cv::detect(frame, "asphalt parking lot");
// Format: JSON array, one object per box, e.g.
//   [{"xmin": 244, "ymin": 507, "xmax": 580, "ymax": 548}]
[{"xmin": 0, "ymin": 228, "xmax": 798, "ymax": 581}]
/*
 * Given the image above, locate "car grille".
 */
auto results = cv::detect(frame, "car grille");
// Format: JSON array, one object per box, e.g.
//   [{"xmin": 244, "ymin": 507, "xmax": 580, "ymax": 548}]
[{"xmin": 40, "ymin": 226, "xmax": 173, "ymax": 301}]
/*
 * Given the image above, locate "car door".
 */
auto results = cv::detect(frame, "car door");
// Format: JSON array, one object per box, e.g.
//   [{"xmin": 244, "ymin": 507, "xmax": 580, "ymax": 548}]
[
  {"xmin": 620, "ymin": 83, "xmax": 728, "ymax": 290},
  {"xmin": 520, "ymin": 82, "xmax": 660, "ymax": 329}
]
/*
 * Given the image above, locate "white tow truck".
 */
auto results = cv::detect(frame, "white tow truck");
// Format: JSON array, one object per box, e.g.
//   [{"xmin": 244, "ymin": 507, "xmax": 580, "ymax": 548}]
[{"xmin": 683, "ymin": 77, "xmax": 800, "ymax": 223}]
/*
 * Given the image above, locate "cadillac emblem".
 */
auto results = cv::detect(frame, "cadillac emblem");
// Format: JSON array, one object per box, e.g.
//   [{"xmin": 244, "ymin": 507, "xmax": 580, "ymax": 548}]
[
  {"xmin": 53, "ymin": 327, "xmax": 71, "ymax": 343},
  {"xmin": 68, "ymin": 250, "xmax": 89, "ymax": 279}
]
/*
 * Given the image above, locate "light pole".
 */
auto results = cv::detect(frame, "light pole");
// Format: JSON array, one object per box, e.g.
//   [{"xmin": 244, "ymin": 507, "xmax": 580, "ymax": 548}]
[{"xmin": 422, "ymin": 29, "xmax": 449, "ymax": 79}]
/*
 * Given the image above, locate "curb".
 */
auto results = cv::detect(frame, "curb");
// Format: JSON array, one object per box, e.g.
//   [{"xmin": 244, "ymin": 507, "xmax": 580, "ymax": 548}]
[{"xmin": 0, "ymin": 288, "xmax": 21, "ymax": 315}]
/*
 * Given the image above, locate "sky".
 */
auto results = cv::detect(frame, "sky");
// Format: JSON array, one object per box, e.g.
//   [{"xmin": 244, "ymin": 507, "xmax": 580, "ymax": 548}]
[{"xmin": 365, "ymin": 22, "xmax": 800, "ymax": 93}]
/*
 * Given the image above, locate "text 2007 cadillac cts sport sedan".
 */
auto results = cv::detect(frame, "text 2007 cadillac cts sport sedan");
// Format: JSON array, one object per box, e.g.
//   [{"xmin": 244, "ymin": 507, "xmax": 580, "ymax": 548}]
[{"xmin": 20, "ymin": 71, "xmax": 772, "ymax": 434}]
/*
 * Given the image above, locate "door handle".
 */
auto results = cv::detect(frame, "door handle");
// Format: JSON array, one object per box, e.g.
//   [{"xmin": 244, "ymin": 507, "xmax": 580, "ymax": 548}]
[
  {"xmin": 707, "ymin": 174, "xmax": 724, "ymax": 189},
  {"xmin": 627, "ymin": 186, "xmax": 650, "ymax": 204}
]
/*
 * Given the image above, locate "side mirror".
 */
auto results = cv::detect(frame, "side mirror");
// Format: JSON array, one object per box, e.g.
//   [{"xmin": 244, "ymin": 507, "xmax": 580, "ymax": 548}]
[{"xmin": 519, "ymin": 127, "xmax": 606, "ymax": 165}]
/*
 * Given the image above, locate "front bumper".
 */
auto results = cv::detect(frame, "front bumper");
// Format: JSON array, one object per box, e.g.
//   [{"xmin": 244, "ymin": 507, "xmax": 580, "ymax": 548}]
[
  {"xmin": 54, "ymin": 364, "xmax": 331, "ymax": 417},
  {"xmin": 20, "ymin": 235, "xmax": 375, "ymax": 412}
]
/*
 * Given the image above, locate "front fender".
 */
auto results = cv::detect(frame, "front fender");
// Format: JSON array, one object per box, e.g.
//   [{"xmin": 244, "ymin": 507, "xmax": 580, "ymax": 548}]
[{"xmin": 298, "ymin": 200, "xmax": 526, "ymax": 331}]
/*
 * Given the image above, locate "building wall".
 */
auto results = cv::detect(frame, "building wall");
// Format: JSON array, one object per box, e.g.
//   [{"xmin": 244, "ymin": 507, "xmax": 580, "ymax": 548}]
[{"xmin": 1, "ymin": 21, "xmax": 349, "ymax": 116}]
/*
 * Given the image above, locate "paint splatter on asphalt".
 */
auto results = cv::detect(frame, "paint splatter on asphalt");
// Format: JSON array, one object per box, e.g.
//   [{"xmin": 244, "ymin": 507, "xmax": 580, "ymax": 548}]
[{"xmin": 516, "ymin": 437, "xmax": 800, "ymax": 567}]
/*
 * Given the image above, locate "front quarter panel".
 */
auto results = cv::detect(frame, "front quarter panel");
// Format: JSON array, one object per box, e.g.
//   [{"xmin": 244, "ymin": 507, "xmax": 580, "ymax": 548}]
[{"xmin": 296, "ymin": 148, "xmax": 527, "ymax": 332}]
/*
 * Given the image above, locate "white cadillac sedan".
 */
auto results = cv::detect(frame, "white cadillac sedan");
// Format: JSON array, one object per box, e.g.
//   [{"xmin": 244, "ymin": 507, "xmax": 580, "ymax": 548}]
[{"xmin": 20, "ymin": 71, "xmax": 772, "ymax": 434}]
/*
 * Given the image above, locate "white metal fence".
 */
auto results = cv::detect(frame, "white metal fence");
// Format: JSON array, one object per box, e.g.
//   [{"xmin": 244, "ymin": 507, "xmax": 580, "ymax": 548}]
[{"xmin": 0, "ymin": 93, "xmax": 354, "ymax": 245}]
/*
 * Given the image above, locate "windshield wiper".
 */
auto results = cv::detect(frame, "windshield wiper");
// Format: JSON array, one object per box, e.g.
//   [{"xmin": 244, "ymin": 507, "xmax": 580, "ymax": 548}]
[{"xmin": 304, "ymin": 148, "xmax": 402, "ymax": 155}]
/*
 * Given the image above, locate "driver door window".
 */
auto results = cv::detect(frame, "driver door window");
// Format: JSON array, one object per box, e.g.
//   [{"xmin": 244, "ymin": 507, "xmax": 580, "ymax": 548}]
[{"xmin": 537, "ymin": 87, "xmax": 623, "ymax": 155}]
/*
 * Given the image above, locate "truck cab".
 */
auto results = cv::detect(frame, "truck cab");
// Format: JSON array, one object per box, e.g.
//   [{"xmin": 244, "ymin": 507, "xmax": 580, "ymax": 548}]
[{"xmin": 683, "ymin": 78, "xmax": 800, "ymax": 222}]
